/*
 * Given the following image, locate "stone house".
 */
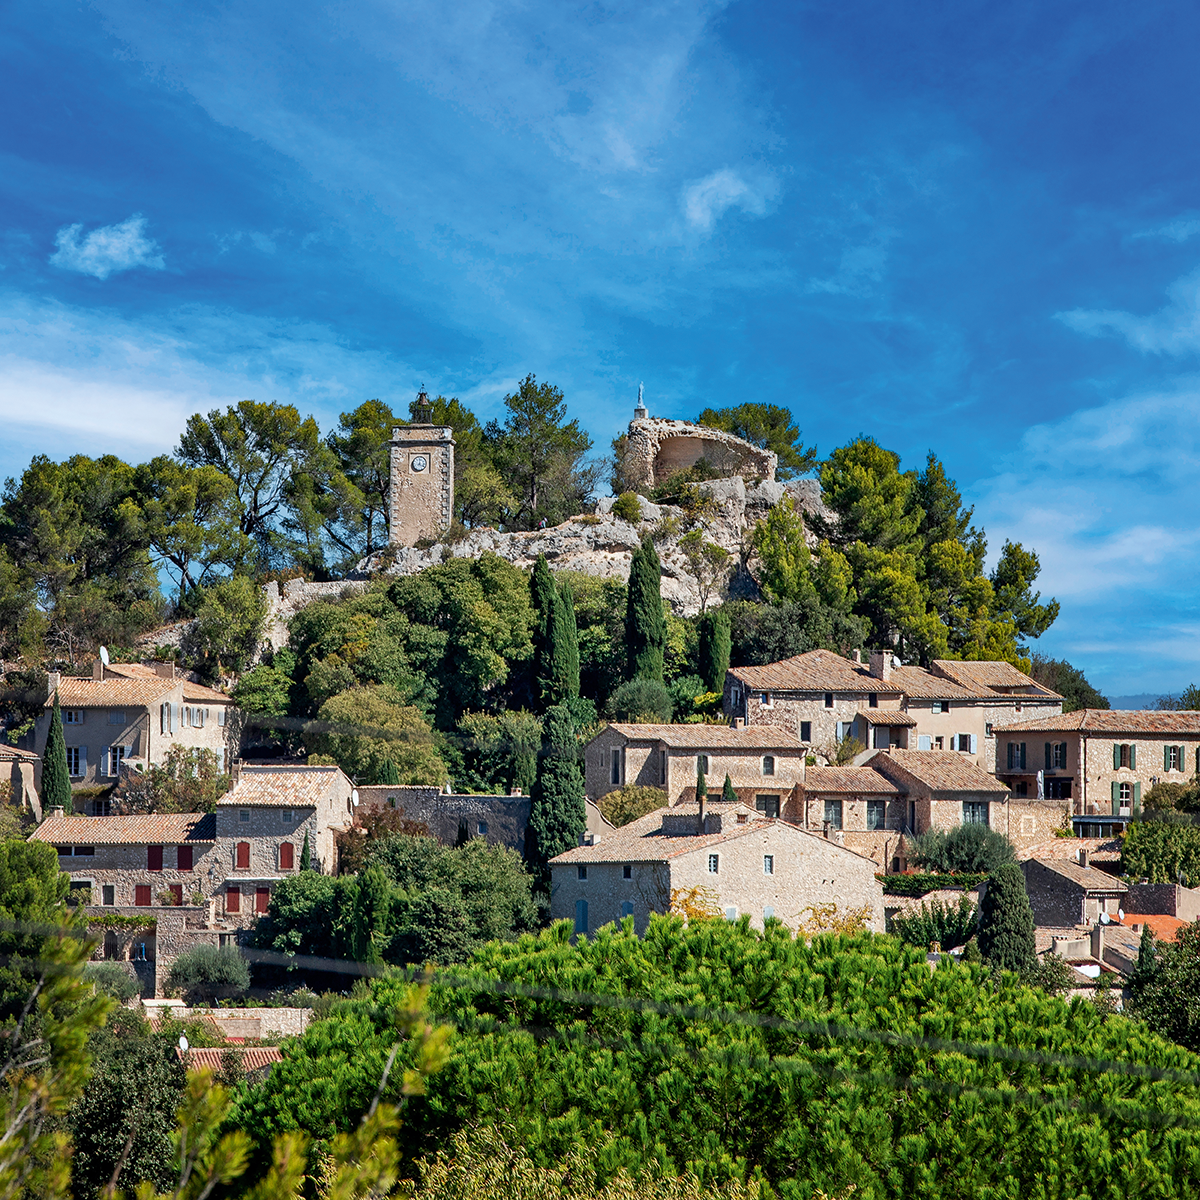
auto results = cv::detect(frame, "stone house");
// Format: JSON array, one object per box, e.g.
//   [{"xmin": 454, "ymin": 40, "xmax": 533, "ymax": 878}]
[
  {"xmin": 585, "ymin": 723, "xmax": 805, "ymax": 812},
  {"xmin": 724, "ymin": 650, "xmax": 1061, "ymax": 774},
  {"xmin": 549, "ymin": 800, "xmax": 884, "ymax": 936},
  {"xmin": 787, "ymin": 765, "xmax": 908, "ymax": 873},
  {"xmin": 1021, "ymin": 856, "xmax": 1129, "ymax": 927},
  {"xmin": 0, "ymin": 744, "xmax": 40, "ymax": 818},
  {"xmin": 993, "ymin": 710, "xmax": 1200, "ymax": 834},
  {"xmin": 34, "ymin": 660, "xmax": 238, "ymax": 807}
]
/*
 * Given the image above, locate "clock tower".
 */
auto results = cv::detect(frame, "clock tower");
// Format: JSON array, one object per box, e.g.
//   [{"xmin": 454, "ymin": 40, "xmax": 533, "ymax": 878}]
[{"xmin": 388, "ymin": 389, "xmax": 455, "ymax": 547}]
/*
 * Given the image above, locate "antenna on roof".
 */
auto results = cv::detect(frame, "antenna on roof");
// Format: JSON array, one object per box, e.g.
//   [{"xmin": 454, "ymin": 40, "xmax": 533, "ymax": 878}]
[{"xmin": 99, "ymin": 646, "xmax": 109, "ymax": 666}]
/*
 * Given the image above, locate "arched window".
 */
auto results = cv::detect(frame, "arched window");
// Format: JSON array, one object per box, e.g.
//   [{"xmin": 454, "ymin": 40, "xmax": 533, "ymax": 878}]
[
  {"xmin": 762, "ymin": 755, "xmax": 775, "ymax": 776},
  {"xmin": 574, "ymin": 899, "xmax": 588, "ymax": 935},
  {"xmin": 279, "ymin": 842, "xmax": 294, "ymax": 870}
]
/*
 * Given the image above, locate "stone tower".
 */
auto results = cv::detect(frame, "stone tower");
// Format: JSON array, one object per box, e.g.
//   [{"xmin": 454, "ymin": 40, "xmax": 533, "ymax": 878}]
[{"xmin": 388, "ymin": 389, "xmax": 455, "ymax": 547}]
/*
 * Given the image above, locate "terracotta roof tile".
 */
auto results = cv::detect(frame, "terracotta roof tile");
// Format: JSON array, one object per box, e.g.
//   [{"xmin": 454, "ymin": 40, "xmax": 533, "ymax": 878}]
[
  {"xmin": 801, "ymin": 766, "xmax": 902, "ymax": 795},
  {"xmin": 887, "ymin": 666, "xmax": 992, "ymax": 700},
  {"xmin": 1017, "ymin": 837, "xmax": 1122, "ymax": 863},
  {"xmin": 932, "ymin": 659, "xmax": 1057, "ymax": 696},
  {"xmin": 178, "ymin": 1046, "xmax": 283, "ymax": 1071},
  {"xmin": 48, "ymin": 677, "xmax": 177, "ymax": 708},
  {"xmin": 728, "ymin": 650, "xmax": 903, "ymax": 694},
  {"xmin": 996, "ymin": 709, "xmax": 1200, "ymax": 735},
  {"xmin": 856, "ymin": 709, "xmax": 917, "ymax": 727},
  {"xmin": 182, "ymin": 682, "xmax": 232, "ymax": 703},
  {"xmin": 30, "ymin": 813, "xmax": 216, "ymax": 845},
  {"xmin": 1120, "ymin": 913, "xmax": 1184, "ymax": 943},
  {"xmin": 1026, "ymin": 859, "xmax": 1129, "ymax": 892},
  {"xmin": 0, "ymin": 745, "xmax": 39, "ymax": 762},
  {"xmin": 220, "ymin": 766, "xmax": 348, "ymax": 808},
  {"xmin": 869, "ymin": 750, "xmax": 1010, "ymax": 793},
  {"xmin": 605, "ymin": 724, "xmax": 803, "ymax": 750}
]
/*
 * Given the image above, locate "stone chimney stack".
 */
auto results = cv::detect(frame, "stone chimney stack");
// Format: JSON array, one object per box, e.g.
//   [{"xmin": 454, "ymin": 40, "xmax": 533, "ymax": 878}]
[
  {"xmin": 868, "ymin": 650, "xmax": 892, "ymax": 682},
  {"xmin": 852, "ymin": 649, "xmax": 862, "ymax": 664},
  {"xmin": 1079, "ymin": 849, "xmax": 1089, "ymax": 869},
  {"xmin": 1090, "ymin": 922, "xmax": 1105, "ymax": 963},
  {"xmin": 92, "ymin": 659, "xmax": 104, "ymax": 681},
  {"xmin": 47, "ymin": 671, "xmax": 61, "ymax": 698}
]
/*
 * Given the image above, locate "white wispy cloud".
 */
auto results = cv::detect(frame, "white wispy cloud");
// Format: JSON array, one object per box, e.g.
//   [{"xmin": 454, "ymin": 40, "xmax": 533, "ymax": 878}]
[
  {"xmin": 49, "ymin": 214, "xmax": 165, "ymax": 280},
  {"xmin": 681, "ymin": 168, "xmax": 773, "ymax": 233},
  {"xmin": 1056, "ymin": 266, "xmax": 1200, "ymax": 355},
  {"xmin": 1132, "ymin": 214, "xmax": 1200, "ymax": 243}
]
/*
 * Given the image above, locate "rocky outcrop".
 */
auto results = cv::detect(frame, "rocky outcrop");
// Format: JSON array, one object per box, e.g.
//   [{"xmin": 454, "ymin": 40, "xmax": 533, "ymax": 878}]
[{"xmin": 622, "ymin": 417, "xmax": 777, "ymax": 492}]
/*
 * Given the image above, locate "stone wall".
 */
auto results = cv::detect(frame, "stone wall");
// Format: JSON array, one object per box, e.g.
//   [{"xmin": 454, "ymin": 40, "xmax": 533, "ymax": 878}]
[
  {"xmin": 1124, "ymin": 883, "xmax": 1200, "ymax": 921},
  {"xmin": 621, "ymin": 418, "xmax": 777, "ymax": 492},
  {"xmin": 165, "ymin": 1005, "xmax": 313, "ymax": 1039},
  {"xmin": 389, "ymin": 425, "xmax": 455, "ymax": 548},
  {"xmin": 355, "ymin": 785, "xmax": 532, "ymax": 853},
  {"xmin": 59, "ymin": 843, "xmax": 222, "ymax": 908}
]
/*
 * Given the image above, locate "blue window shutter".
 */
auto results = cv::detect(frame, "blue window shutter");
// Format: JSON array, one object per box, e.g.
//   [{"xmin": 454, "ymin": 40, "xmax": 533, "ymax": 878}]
[{"xmin": 969, "ymin": 734, "xmax": 977, "ymax": 754}]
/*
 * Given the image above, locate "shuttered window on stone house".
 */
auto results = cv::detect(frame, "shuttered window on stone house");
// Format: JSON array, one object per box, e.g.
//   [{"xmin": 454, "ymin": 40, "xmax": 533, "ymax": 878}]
[
  {"xmin": 1113, "ymin": 743, "xmax": 1136, "ymax": 769},
  {"xmin": 1006, "ymin": 742, "xmax": 1026, "ymax": 770},
  {"xmin": 1165, "ymin": 745, "xmax": 1185, "ymax": 771}
]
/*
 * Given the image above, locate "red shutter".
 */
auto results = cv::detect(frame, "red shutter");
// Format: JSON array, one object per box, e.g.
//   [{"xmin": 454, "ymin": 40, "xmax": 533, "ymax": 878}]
[
  {"xmin": 177, "ymin": 845, "xmax": 193, "ymax": 871},
  {"xmin": 226, "ymin": 887, "xmax": 240, "ymax": 913},
  {"xmin": 134, "ymin": 885, "xmax": 151, "ymax": 907},
  {"xmin": 236, "ymin": 841, "xmax": 250, "ymax": 869},
  {"xmin": 169, "ymin": 884, "xmax": 183, "ymax": 906},
  {"xmin": 279, "ymin": 842, "xmax": 294, "ymax": 870},
  {"xmin": 255, "ymin": 887, "xmax": 270, "ymax": 913},
  {"xmin": 147, "ymin": 845, "xmax": 163, "ymax": 871}
]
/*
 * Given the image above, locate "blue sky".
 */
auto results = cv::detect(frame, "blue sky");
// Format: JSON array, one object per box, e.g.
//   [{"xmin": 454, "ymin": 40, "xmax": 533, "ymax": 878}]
[{"xmin": 3, "ymin": 1, "xmax": 1200, "ymax": 697}]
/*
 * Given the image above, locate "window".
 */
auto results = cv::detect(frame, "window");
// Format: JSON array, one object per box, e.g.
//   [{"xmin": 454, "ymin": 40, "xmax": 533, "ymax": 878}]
[
  {"xmin": 1013, "ymin": 781, "xmax": 1028, "ymax": 798},
  {"xmin": 239, "ymin": 809, "xmax": 250, "ymax": 823},
  {"xmin": 759, "ymin": 691, "xmax": 772, "ymax": 706},
  {"xmin": 963, "ymin": 801, "xmax": 989, "ymax": 826},
  {"xmin": 169, "ymin": 884, "xmax": 184, "ymax": 906},
  {"xmin": 763, "ymin": 854, "xmax": 774, "ymax": 875},
  {"xmin": 279, "ymin": 842, "xmax": 294, "ymax": 870},
  {"xmin": 917, "ymin": 735, "xmax": 932, "ymax": 751},
  {"xmin": 755, "ymin": 794, "xmax": 780, "ymax": 818},
  {"xmin": 824, "ymin": 692, "xmax": 834, "ymax": 708},
  {"xmin": 226, "ymin": 887, "xmax": 241, "ymax": 914},
  {"xmin": 824, "ymin": 798, "xmax": 843, "ymax": 829},
  {"xmin": 92, "ymin": 799, "xmax": 111, "ymax": 816},
  {"xmin": 985, "ymin": 722, "xmax": 994, "ymax": 736},
  {"xmin": 281, "ymin": 809, "xmax": 293, "ymax": 823},
  {"xmin": 255, "ymin": 888, "xmax": 270, "ymax": 914},
  {"xmin": 724, "ymin": 906, "xmax": 738, "ymax": 921},
  {"xmin": 1114, "ymin": 743, "xmax": 1136, "ymax": 769},
  {"xmin": 477, "ymin": 822, "xmax": 488, "ymax": 836},
  {"xmin": 387, "ymin": 796, "xmax": 397, "ymax": 808},
  {"xmin": 160, "ymin": 703, "xmax": 170, "ymax": 734},
  {"xmin": 1046, "ymin": 742, "xmax": 1067, "ymax": 770},
  {"xmin": 956, "ymin": 733, "xmax": 975, "ymax": 753},
  {"xmin": 102, "ymin": 885, "xmax": 114, "ymax": 907},
  {"xmin": 147, "ymin": 846, "xmax": 163, "ymax": 872},
  {"xmin": 134, "ymin": 885, "xmax": 151, "ymax": 907},
  {"xmin": 762, "ymin": 755, "xmax": 775, "ymax": 776},
  {"xmin": 623, "ymin": 864, "xmax": 632, "ymax": 879},
  {"xmin": 763, "ymin": 906, "xmax": 775, "ymax": 920},
  {"xmin": 574, "ymin": 899, "xmax": 588, "ymax": 934},
  {"xmin": 610, "ymin": 748, "xmax": 621, "ymax": 785},
  {"xmin": 934, "ymin": 736, "xmax": 944, "ymax": 750},
  {"xmin": 697, "ymin": 754, "xmax": 710, "ymax": 775},
  {"xmin": 73, "ymin": 845, "xmax": 94, "ymax": 856},
  {"xmin": 108, "ymin": 745, "xmax": 127, "ymax": 776},
  {"xmin": 621, "ymin": 900, "xmax": 634, "ymax": 918},
  {"xmin": 197, "ymin": 708, "xmax": 206, "ymax": 728},
  {"xmin": 931, "ymin": 700, "xmax": 948, "ymax": 714},
  {"xmin": 64, "ymin": 709, "xmax": 83, "ymax": 724},
  {"xmin": 800, "ymin": 721, "xmax": 812, "ymax": 742},
  {"xmin": 1166, "ymin": 744, "xmax": 1184, "ymax": 771},
  {"xmin": 235, "ymin": 842, "xmax": 250, "ymax": 869},
  {"xmin": 108, "ymin": 710, "xmax": 126, "ymax": 726},
  {"xmin": 868, "ymin": 693, "xmax": 878, "ymax": 708},
  {"xmin": 1119, "ymin": 782, "xmax": 1132, "ymax": 802},
  {"xmin": 1006, "ymin": 742, "xmax": 1027, "ymax": 770},
  {"xmin": 708, "ymin": 854, "xmax": 720, "ymax": 874},
  {"xmin": 54, "ymin": 846, "xmax": 72, "ymax": 857},
  {"xmin": 66, "ymin": 747, "xmax": 82, "ymax": 776},
  {"xmin": 577, "ymin": 865, "xmax": 588, "ymax": 880},
  {"xmin": 177, "ymin": 845, "xmax": 193, "ymax": 871},
  {"xmin": 1046, "ymin": 778, "xmax": 1072, "ymax": 799},
  {"xmin": 867, "ymin": 799, "xmax": 886, "ymax": 831},
  {"xmin": 218, "ymin": 707, "xmax": 227, "ymax": 727},
  {"xmin": 660, "ymin": 750, "xmax": 667, "ymax": 785}
]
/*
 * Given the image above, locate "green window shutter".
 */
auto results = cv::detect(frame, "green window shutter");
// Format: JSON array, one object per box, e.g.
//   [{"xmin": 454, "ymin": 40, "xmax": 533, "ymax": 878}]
[
  {"xmin": 1130, "ymin": 743, "xmax": 1137, "ymax": 770},
  {"xmin": 1134, "ymin": 782, "xmax": 1142, "ymax": 811},
  {"xmin": 1113, "ymin": 743, "xmax": 1121, "ymax": 769},
  {"xmin": 1019, "ymin": 742, "xmax": 1026, "ymax": 770},
  {"xmin": 1165, "ymin": 744, "xmax": 1171, "ymax": 771},
  {"xmin": 1111, "ymin": 781, "xmax": 1120, "ymax": 802},
  {"xmin": 1045, "ymin": 742, "xmax": 1051, "ymax": 770}
]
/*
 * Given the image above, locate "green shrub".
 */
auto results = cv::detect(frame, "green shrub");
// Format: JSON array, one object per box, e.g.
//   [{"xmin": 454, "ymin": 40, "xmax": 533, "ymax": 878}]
[
  {"xmin": 597, "ymin": 785, "xmax": 668, "ymax": 827},
  {"xmin": 606, "ymin": 678, "xmax": 673, "ymax": 723},
  {"xmin": 890, "ymin": 894, "xmax": 977, "ymax": 951},
  {"xmin": 83, "ymin": 961, "xmax": 141, "ymax": 1003},
  {"xmin": 879, "ymin": 873, "xmax": 988, "ymax": 897},
  {"xmin": 910, "ymin": 823, "xmax": 1016, "ymax": 874},
  {"xmin": 1122, "ymin": 819, "xmax": 1200, "ymax": 886},
  {"xmin": 165, "ymin": 944, "xmax": 250, "ymax": 1001},
  {"xmin": 611, "ymin": 492, "xmax": 642, "ymax": 524},
  {"xmin": 977, "ymin": 862, "xmax": 1036, "ymax": 972}
]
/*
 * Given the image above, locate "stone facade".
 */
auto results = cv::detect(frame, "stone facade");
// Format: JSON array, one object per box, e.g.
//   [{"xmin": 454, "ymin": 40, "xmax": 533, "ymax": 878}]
[
  {"xmin": 994, "ymin": 710, "xmax": 1200, "ymax": 827},
  {"xmin": 621, "ymin": 417, "xmax": 777, "ymax": 492},
  {"xmin": 550, "ymin": 802, "xmax": 884, "ymax": 936},
  {"xmin": 0, "ymin": 745, "xmax": 40, "ymax": 818},
  {"xmin": 34, "ymin": 661, "xmax": 238, "ymax": 804},
  {"xmin": 388, "ymin": 418, "xmax": 455, "ymax": 547},
  {"xmin": 585, "ymin": 723, "xmax": 805, "ymax": 809},
  {"xmin": 1021, "ymin": 859, "xmax": 1128, "ymax": 928}
]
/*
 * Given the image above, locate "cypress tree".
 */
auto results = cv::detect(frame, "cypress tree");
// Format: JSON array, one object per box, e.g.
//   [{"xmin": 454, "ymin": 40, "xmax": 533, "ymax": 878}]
[
  {"xmin": 300, "ymin": 832, "xmax": 311, "ymax": 871},
  {"xmin": 455, "ymin": 818, "xmax": 471, "ymax": 848},
  {"xmin": 527, "ymin": 703, "xmax": 586, "ymax": 871},
  {"xmin": 977, "ymin": 862, "xmax": 1036, "ymax": 971},
  {"xmin": 625, "ymin": 536, "xmax": 665, "ymax": 682},
  {"xmin": 722, "ymin": 774, "xmax": 737, "ymax": 803},
  {"xmin": 531, "ymin": 555, "xmax": 559, "ymax": 708},
  {"xmin": 698, "ymin": 608, "xmax": 732, "ymax": 694},
  {"xmin": 379, "ymin": 758, "xmax": 401, "ymax": 786},
  {"xmin": 696, "ymin": 765, "xmax": 707, "ymax": 805},
  {"xmin": 556, "ymin": 583, "xmax": 581, "ymax": 700},
  {"xmin": 41, "ymin": 692, "xmax": 72, "ymax": 812}
]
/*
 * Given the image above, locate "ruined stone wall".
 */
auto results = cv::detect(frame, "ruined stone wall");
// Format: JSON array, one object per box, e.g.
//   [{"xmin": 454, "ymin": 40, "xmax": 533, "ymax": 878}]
[{"xmin": 622, "ymin": 418, "xmax": 776, "ymax": 492}]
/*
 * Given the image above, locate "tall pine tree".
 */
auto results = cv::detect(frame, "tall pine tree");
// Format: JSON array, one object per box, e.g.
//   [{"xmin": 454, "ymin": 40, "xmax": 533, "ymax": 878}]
[
  {"xmin": 531, "ymin": 554, "xmax": 559, "ymax": 707},
  {"xmin": 626, "ymin": 536, "xmax": 666, "ymax": 682},
  {"xmin": 556, "ymin": 583, "xmax": 581, "ymax": 700},
  {"xmin": 698, "ymin": 608, "xmax": 731, "ymax": 694},
  {"xmin": 977, "ymin": 862, "xmax": 1036, "ymax": 971},
  {"xmin": 526, "ymin": 703, "xmax": 585, "ymax": 871},
  {"xmin": 41, "ymin": 692, "xmax": 72, "ymax": 812}
]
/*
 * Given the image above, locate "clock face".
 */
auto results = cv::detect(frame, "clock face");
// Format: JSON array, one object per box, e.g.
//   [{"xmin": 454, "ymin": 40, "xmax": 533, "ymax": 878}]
[{"xmin": 411, "ymin": 455, "xmax": 428, "ymax": 472}]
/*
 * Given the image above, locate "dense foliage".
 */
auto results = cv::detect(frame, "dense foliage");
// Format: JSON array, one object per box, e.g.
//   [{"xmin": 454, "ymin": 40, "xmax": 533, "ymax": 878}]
[
  {"xmin": 1030, "ymin": 653, "xmax": 1109, "ymax": 712},
  {"xmin": 977, "ymin": 863, "xmax": 1036, "ymax": 971},
  {"xmin": 889, "ymin": 894, "xmax": 978, "ymax": 950},
  {"xmin": 1122, "ymin": 819, "xmax": 1200, "ymax": 887},
  {"xmin": 626, "ymin": 537, "xmax": 666, "ymax": 683},
  {"xmin": 908, "ymin": 824, "xmax": 1016, "ymax": 874},
  {"xmin": 166, "ymin": 943, "xmax": 253, "ymax": 1001},
  {"xmin": 237, "ymin": 917, "xmax": 1200, "ymax": 1198},
  {"xmin": 597, "ymin": 785, "xmax": 668, "ymax": 827},
  {"xmin": 878, "ymin": 872, "xmax": 988, "ymax": 897},
  {"xmin": 527, "ymin": 703, "xmax": 586, "ymax": 868}
]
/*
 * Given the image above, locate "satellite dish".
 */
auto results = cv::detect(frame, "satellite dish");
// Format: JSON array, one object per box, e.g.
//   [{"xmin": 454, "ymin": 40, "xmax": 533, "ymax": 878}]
[
  {"xmin": 1099, "ymin": 912, "xmax": 1110, "ymax": 925},
  {"xmin": 351, "ymin": 789, "xmax": 359, "ymax": 806},
  {"xmin": 99, "ymin": 646, "xmax": 109, "ymax": 666},
  {"xmin": 178, "ymin": 1035, "xmax": 189, "ymax": 1052},
  {"xmin": 1118, "ymin": 908, "xmax": 1125, "ymax": 922}
]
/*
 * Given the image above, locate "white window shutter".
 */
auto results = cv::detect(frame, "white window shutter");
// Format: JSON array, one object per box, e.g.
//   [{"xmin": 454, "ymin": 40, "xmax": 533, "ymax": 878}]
[
  {"xmin": 171, "ymin": 703, "xmax": 178, "ymax": 733},
  {"xmin": 100, "ymin": 747, "xmax": 110, "ymax": 778},
  {"xmin": 79, "ymin": 748, "xmax": 87, "ymax": 777},
  {"xmin": 970, "ymin": 734, "xmax": 978, "ymax": 754},
  {"xmin": 218, "ymin": 708, "xmax": 226, "ymax": 727}
]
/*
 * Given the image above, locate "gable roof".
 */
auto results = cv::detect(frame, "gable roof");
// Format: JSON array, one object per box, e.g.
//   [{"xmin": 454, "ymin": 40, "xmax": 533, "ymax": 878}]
[
  {"xmin": 220, "ymin": 765, "xmax": 349, "ymax": 808},
  {"xmin": 932, "ymin": 659, "xmax": 1058, "ymax": 696},
  {"xmin": 996, "ymin": 709, "xmax": 1200, "ymax": 735},
  {"xmin": 0, "ymin": 745, "xmax": 39, "ymax": 763},
  {"xmin": 48, "ymin": 676, "xmax": 177, "ymax": 709},
  {"xmin": 30, "ymin": 812, "xmax": 217, "ymax": 845},
  {"xmin": 550, "ymin": 803, "xmax": 875, "ymax": 867},
  {"xmin": 886, "ymin": 666, "xmax": 991, "ymax": 701},
  {"xmin": 604, "ymin": 724, "xmax": 803, "ymax": 750},
  {"xmin": 105, "ymin": 664, "xmax": 232, "ymax": 704},
  {"xmin": 868, "ymin": 750, "xmax": 1010, "ymax": 794},
  {"xmin": 728, "ymin": 650, "xmax": 903, "ymax": 695},
  {"xmin": 1025, "ymin": 858, "xmax": 1128, "ymax": 893},
  {"xmin": 801, "ymin": 766, "xmax": 903, "ymax": 795},
  {"xmin": 178, "ymin": 1046, "xmax": 283, "ymax": 1072}
]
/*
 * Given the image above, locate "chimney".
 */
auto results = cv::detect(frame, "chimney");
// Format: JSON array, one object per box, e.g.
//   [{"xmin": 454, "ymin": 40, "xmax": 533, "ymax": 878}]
[
  {"xmin": 230, "ymin": 761, "xmax": 243, "ymax": 785},
  {"xmin": 92, "ymin": 660, "xmax": 104, "ymax": 681},
  {"xmin": 47, "ymin": 671, "xmax": 61, "ymax": 698},
  {"xmin": 852, "ymin": 649, "xmax": 862, "ymax": 664},
  {"xmin": 732, "ymin": 717, "xmax": 745, "ymax": 730},
  {"xmin": 868, "ymin": 650, "xmax": 891, "ymax": 682},
  {"xmin": 1090, "ymin": 923, "xmax": 1104, "ymax": 963},
  {"xmin": 698, "ymin": 791, "xmax": 707, "ymax": 835},
  {"xmin": 1079, "ymin": 849, "xmax": 1089, "ymax": 869},
  {"xmin": 510, "ymin": 787, "xmax": 522, "ymax": 796}
]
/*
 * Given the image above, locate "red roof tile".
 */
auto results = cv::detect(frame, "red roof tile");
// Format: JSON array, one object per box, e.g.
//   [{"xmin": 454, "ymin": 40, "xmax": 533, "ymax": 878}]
[
  {"xmin": 729, "ymin": 650, "xmax": 904, "ymax": 694},
  {"xmin": 869, "ymin": 750, "xmax": 1010, "ymax": 793},
  {"xmin": 220, "ymin": 766, "xmax": 348, "ymax": 807},
  {"xmin": 605, "ymin": 724, "xmax": 803, "ymax": 750},
  {"xmin": 48, "ymin": 677, "xmax": 176, "ymax": 708},
  {"xmin": 177, "ymin": 1046, "xmax": 283, "ymax": 1071},
  {"xmin": 996, "ymin": 709, "xmax": 1200, "ymax": 734},
  {"xmin": 30, "ymin": 812, "xmax": 216, "ymax": 845},
  {"xmin": 801, "ymin": 766, "xmax": 902, "ymax": 794}
]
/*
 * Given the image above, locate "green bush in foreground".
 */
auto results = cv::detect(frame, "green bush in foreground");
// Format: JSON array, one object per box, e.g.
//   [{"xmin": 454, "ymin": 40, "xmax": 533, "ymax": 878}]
[{"xmin": 234, "ymin": 917, "xmax": 1200, "ymax": 1198}]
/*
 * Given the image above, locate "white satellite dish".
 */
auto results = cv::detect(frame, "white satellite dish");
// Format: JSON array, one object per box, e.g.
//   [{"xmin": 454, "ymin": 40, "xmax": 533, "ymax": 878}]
[
  {"xmin": 1118, "ymin": 908, "xmax": 1125, "ymax": 922},
  {"xmin": 178, "ymin": 1035, "xmax": 189, "ymax": 1052},
  {"xmin": 1099, "ymin": 912, "xmax": 1110, "ymax": 925},
  {"xmin": 98, "ymin": 645, "xmax": 109, "ymax": 666},
  {"xmin": 351, "ymin": 789, "xmax": 359, "ymax": 806}
]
